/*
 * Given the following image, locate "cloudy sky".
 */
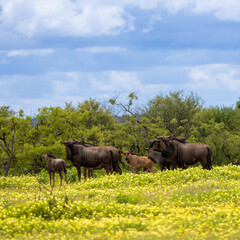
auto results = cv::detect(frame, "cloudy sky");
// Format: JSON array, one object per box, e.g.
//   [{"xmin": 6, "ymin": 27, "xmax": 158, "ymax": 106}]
[{"xmin": 0, "ymin": 0, "xmax": 240, "ymax": 115}]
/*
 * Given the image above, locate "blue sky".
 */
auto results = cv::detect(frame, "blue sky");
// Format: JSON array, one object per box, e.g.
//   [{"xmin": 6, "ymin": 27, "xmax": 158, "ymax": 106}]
[{"xmin": 0, "ymin": 0, "xmax": 240, "ymax": 115}]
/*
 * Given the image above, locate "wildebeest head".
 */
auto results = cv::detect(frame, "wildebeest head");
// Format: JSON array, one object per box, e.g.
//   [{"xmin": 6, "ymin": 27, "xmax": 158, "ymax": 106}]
[
  {"xmin": 148, "ymin": 149, "xmax": 158, "ymax": 163},
  {"xmin": 149, "ymin": 138, "xmax": 167, "ymax": 152},
  {"xmin": 63, "ymin": 141, "xmax": 75, "ymax": 162},
  {"xmin": 123, "ymin": 151, "xmax": 131, "ymax": 163},
  {"xmin": 43, "ymin": 153, "xmax": 57, "ymax": 162},
  {"xmin": 123, "ymin": 151, "xmax": 130, "ymax": 158},
  {"xmin": 149, "ymin": 136, "xmax": 177, "ymax": 157}
]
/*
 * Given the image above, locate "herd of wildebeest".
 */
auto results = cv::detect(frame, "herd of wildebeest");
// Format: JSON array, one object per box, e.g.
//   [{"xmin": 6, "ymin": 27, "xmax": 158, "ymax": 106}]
[{"xmin": 43, "ymin": 136, "xmax": 213, "ymax": 186}]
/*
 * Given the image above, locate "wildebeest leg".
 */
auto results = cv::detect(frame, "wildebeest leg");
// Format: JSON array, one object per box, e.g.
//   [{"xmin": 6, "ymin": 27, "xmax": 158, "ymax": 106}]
[
  {"xmin": 161, "ymin": 162, "xmax": 171, "ymax": 171},
  {"xmin": 171, "ymin": 162, "xmax": 178, "ymax": 170},
  {"xmin": 59, "ymin": 172, "xmax": 63, "ymax": 186},
  {"xmin": 48, "ymin": 171, "xmax": 52, "ymax": 185},
  {"xmin": 182, "ymin": 163, "xmax": 188, "ymax": 169},
  {"xmin": 131, "ymin": 167, "xmax": 137, "ymax": 174},
  {"xmin": 83, "ymin": 168, "xmax": 87, "ymax": 181},
  {"xmin": 159, "ymin": 163, "xmax": 165, "ymax": 171},
  {"xmin": 76, "ymin": 166, "xmax": 81, "ymax": 182},
  {"xmin": 48, "ymin": 172, "xmax": 55, "ymax": 194},
  {"xmin": 105, "ymin": 168, "xmax": 111, "ymax": 175},
  {"xmin": 117, "ymin": 166, "xmax": 122, "ymax": 175},
  {"xmin": 114, "ymin": 154, "xmax": 122, "ymax": 175},
  {"xmin": 88, "ymin": 169, "xmax": 93, "ymax": 178},
  {"xmin": 52, "ymin": 172, "xmax": 55, "ymax": 187},
  {"xmin": 166, "ymin": 162, "xmax": 171, "ymax": 170},
  {"xmin": 148, "ymin": 167, "xmax": 155, "ymax": 173},
  {"xmin": 104, "ymin": 165, "xmax": 113, "ymax": 175},
  {"xmin": 64, "ymin": 172, "xmax": 68, "ymax": 184},
  {"xmin": 63, "ymin": 165, "xmax": 68, "ymax": 184},
  {"xmin": 159, "ymin": 164, "xmax": 163, "ymax": 171},
  {"xmin": 115, "ymin": 164, "xmax": 122, "ymax": 175}
]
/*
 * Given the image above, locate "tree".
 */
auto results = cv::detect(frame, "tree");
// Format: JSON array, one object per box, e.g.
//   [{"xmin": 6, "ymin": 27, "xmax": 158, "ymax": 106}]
[
  {"xmin": 0, "ymin": 107, "xmax": 31, "ymax": 176},
  {"xmin": 143, "ymin": 91, "xmax": 203, "ymax": 137},
  {"xmin": 109, "ymin": 93, "xmax": 168, "ymax": 154},
  {"xmin": 188, "ymin": 101, "xmax": 240, "ymax": 165},
  {"xmin": 236, "ymin": 99, "xmax": 240, "ymax": 109},
  {"xmin": 199, "ymin": 106, "xmax": 240, "ymax": 132},
  {"xmin": 17, "ymin": 100, "xmax": 118, "ymax": 173},
  {"xmin": 77, "ymin": 99, "xmax": 116, "ymax": 131},
  {"xmin": 22, "ymin": 105, "xmax": 88, "ymax": 172}
]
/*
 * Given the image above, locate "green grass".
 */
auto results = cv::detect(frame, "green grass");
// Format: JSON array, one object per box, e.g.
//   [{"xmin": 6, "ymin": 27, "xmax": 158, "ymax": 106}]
[{"xmin": 0, "ymin": 165, "xmax": 240, "ymax": 239}]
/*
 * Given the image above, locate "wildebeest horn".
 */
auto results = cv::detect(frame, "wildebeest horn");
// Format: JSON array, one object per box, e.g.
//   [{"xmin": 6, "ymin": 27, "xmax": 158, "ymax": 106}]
[
  {"xmin": 156, "ymin": 136, "xmax": 170, "ymax": 140},
  {"xmin": 176, "ymin": 136, "xmax": 187, "ymax": 141}
]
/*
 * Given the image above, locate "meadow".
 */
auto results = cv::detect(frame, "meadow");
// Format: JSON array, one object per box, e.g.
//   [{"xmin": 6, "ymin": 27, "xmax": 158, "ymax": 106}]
[{"xmin": 0, "ymin": 165, "xmax": 239, "ymax": 240}]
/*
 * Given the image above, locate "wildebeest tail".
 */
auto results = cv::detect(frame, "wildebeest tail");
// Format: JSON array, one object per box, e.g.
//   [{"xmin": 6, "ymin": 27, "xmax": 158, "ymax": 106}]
[
  {"xmin": 110, "ymin": 150, "xmax": 116, "ymax": 172},
  {"xmin": 118, "ymin": 150, "xmax": 125, "ymax": 166},
  {"xmin": 207, "ymin": 147, "xmax": 212, "ymax": 170},
  {"xmin": 64, "ymin": 163, "xmax": 67, "ymax": 174}
]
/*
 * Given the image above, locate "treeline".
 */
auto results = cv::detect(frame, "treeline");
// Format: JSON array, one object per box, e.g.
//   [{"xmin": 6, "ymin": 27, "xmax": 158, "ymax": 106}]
[{"xmin": 0, "ymin": 91, "xmax": 240, "ymax": 176}]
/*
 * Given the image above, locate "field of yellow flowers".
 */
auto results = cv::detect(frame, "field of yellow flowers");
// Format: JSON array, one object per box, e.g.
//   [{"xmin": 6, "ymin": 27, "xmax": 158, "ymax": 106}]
[{"xmin": 0, "ymin": 165, "xmax": 239, "ymax": 240}]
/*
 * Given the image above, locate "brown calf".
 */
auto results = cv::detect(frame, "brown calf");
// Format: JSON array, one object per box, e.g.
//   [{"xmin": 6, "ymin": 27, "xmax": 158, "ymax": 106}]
[{"xmin": 123, "ymin": 151, "xmax": 155, "ymax": 174}]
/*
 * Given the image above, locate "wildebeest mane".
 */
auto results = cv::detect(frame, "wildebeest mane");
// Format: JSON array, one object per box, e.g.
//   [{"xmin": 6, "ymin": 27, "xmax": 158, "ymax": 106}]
[
  {"xmin": 64, "ymin": 142, "xmax": 76, "ymax": 161},
  {"xmin": 47, "ymin": 153, "xmax": 57, "ymax": 158},
  {"xmin": 82, "ymin": 142, "xmax": 96, "ymax": 147},
  {"xmin": 172, "ymin": 138, "xmax": 187, "ymax": 144},
  {"xmin": 70, "ymin": 139, "xmax": 96, "ymax": 147},
  {"xmin": 149, "ymin": 140, "xmax": 162, "ymax": 150},
  {"xmin": 149, "ymin": 140, "xmax": 155, "ymax": 149},
  {"xmin": 129, "ymin": 151, "xmax": 141, "ymax": 156}
]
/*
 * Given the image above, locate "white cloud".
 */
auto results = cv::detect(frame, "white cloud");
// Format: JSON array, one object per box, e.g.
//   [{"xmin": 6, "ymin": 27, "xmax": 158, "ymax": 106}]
[
  {"xmin": 1, "ymin": 66, "xmax": 239, "ymax": 115},
  {"xmin": 192, "ymin": 0, "xmax": 240, "ymax": 21},
  {"xmin": 7, "ymin": 48, "xmax": 55, "ymax": 57},
  {"xmin": 0, "ymin": 0, "xmax": 239, "ymax": 38},
  {"xmin": 0, "ymin": 59, "xmax": 8, "ymax": 64},
  {"xmin": 187, "ymin": 64, "xmax": 240, "ymax": 91},
  {"xmin": 162, "ymin": 0, "xmax": 240, "ymax": 21},
  {"xmin": 142, "ymin": 14, "xmax": 162, "ymax": 33},
  {"xmin": 218, "ymin": 68, "xmax": 240, "ymax": 91},
  {"xmin": 0, "ymin": 0, "xmax": 134, "ymax": 37},
  {"xmin": 90, "ymin": 71, "xmax": 140, "ymax": 92},
  {"xmin": 77, "ymin": 46, "xmax": 127, "ymax": 53},
  {"xmin": 0, "ymin": 79, "xmax": 8, "ymax": 88},
  {"xmin": 53, "ymin": 72, "xmax": 80, "ymax": 95},
  {"xmin": 89, "ymin": 71, "xmax": 173, "ymax": 96}
]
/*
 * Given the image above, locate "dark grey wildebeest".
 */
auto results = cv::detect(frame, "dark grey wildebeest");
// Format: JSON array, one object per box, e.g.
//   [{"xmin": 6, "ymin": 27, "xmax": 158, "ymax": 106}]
[{"xmin": 43, "ymin": 153, "xmax": 68, "ymax": 186}]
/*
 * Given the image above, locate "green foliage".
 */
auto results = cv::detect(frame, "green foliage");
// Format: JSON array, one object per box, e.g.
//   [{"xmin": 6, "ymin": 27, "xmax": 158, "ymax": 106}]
[
  {"xmin": 116, "ymin": 192, "xmax": 142, "ymax": 204},
  {"xmin": 143, "ymin": 91, "xmax": 203, "ymax": 137},
  {"xmin": 1, "ymin": 93, "xmax": 240, "ymax": 176},
  {"xmin": 199, "ymin": 107, "xmax": 240, "ymax": 132},
  {"xmin": 66, "ymin": 167, "xmax": 78, "ymax": 183},
  {"xmin": 190, "ymin": 106, "xmax": 240, "ymax": 165},
  {"xmin": 109, "ymin": 93, "xmax": 168, "ymax": 154},
  {"xmin": 0, "ymin": 107, "xmax": 32, "ymax": 176},
  {"xmin": 0, "ymin": 99, "xmax": 119, "ymax": 175},
  {"xmin": 37, "ymin": 169, "xmax": 49, "ymax": 184}
]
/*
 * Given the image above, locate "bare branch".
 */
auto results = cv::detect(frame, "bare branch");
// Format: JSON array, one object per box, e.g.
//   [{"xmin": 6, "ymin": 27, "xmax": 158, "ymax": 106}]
[{"xmin": 32, "ymin": 171, "xmax": 52, "ymax": 193}]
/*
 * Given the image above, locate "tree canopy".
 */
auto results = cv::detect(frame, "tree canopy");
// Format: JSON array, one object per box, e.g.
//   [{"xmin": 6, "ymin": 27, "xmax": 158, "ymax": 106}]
[{"xmin": 0, "ymin": 91, "xmax": 239, "ymax": 176}]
